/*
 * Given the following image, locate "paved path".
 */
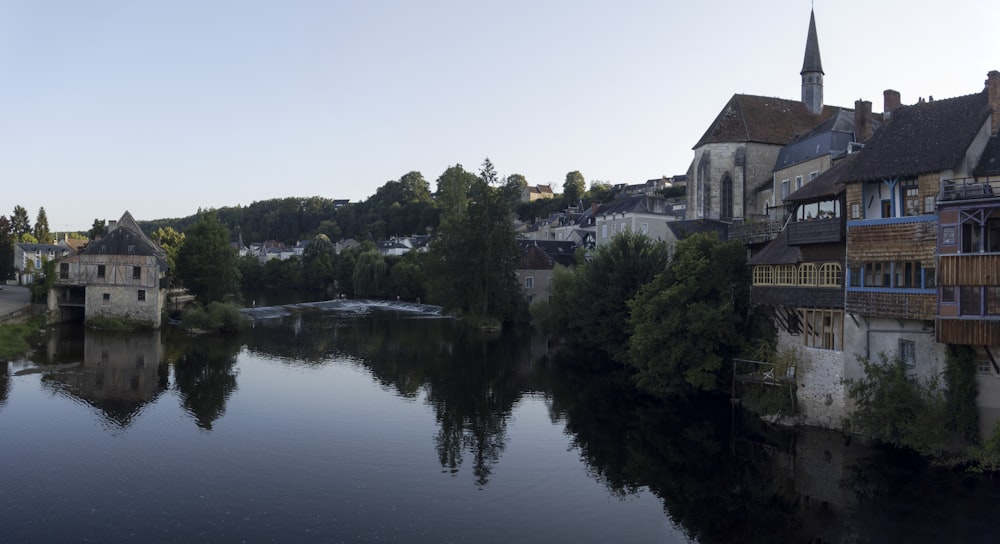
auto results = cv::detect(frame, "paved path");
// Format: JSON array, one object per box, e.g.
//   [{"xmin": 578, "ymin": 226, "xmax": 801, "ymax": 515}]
[{"xmin": 0, "ymin": 285, "xmax": 32, "ymax": 322}]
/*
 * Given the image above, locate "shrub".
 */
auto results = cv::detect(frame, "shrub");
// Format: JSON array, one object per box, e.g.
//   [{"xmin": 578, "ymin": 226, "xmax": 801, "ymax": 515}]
[{"xmin": 179, "ymin": 302, "xmax": 247, "ymax": 334}]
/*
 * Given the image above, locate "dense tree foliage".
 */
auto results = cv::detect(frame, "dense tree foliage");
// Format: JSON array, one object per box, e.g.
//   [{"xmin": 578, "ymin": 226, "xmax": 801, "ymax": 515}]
[
  {"xmin": 302, "ymin": 234, "xmax": 336, "ymax": 290},
  {"xmin": 10, "ymin": 205, "xmax": 30, "ymax": 239},
  {"xmin": 353, "ymin": 249, "xmax": 386, "ymax": 297},
  {"xmin": 541, "ymin": 230, "xmax": 670, "ymax": 363},
  {"xmin": 151, "ymin": 226, "xmax": 185, "ymax": 272},
  {"xmin": 0, "ymin": 216, "xmax": 14, "ymax": 281},
  {"xmin": 427, "ymin": 159, "xmax": 524, "ymax": 322},
  {"xmin": 627, "ymin": 233, "xmax": 751, "ymax": 397},
  {"xmin": 33, "ymin": 207, "xmax": 53, "ymax": 244},
  {"xmin": 563, "ymin": 171, "xmax": 585, "ymax": 204},
  {"xmin": 175, "ymin": 211, "xmax": 240, "ymax": 304},
  {"xmin": 88, "ymin": 218, "xmax": 107, "ymax": 241}
]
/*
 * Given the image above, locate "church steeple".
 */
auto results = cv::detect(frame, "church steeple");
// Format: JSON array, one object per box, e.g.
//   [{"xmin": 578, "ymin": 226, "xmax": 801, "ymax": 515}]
[{"xmin": 800, "ymin": 9, "xmax": 824, "ymax": 114}]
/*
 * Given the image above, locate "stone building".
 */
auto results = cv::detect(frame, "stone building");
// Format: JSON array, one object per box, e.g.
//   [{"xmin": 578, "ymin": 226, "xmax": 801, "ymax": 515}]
[{"xmin": 48, "ymin": 211, "xmax": 169, "ymax": 328}]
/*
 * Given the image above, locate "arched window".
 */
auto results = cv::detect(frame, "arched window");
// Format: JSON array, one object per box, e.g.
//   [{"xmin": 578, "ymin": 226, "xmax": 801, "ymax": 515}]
[
  {"xmin": 775, "ymin": 265, "xmax": 797, "ymax": 285},
  {"xmin": 753, "ymin": 266, "xmax": 773, "ymax": 285},
  {"xmin": 721, "ymin": 174, "xmax": 733, "ymax": 220},
  {"xmin": 819, "ymin": 263, "xmax": 842, "ymax": 286},
  {"xmin": 798, "ymin": 263, "xmax": 817, "ymax": 286}
]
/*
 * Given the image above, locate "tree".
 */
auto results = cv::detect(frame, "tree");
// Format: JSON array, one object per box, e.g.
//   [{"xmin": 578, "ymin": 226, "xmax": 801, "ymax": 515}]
[
  {"xmin": 175, "ymin": 211, "xmax": 240, "ymax": 304},
  {"xmin": 0, "ymin": 216, "xmax": 14, "ymax": 281},
  {"xmin": 151, "ymin": 226, "xmax": 185, "ymax": 272},
  {"xmin": 10, "ymin": 205, "xmax": 30, "ymax": 238},
  {"xmin": 563, "ymin": 171, "xmax": 585, "ymax": 204},
  {"xmin": 399, "ymin": 171, "xmax": 432, "ymax": 203},
  {"xmin": 506, "ymin": 173, "xmax": 528, "ymax": 194},
  {"xmin": 353, "ymin": 248, "xmax": 386, "ymax": 297},
  {"xmin": 542, "ymin": 230, "xmax": 670, "ymax": 363},
  {"xmin": 627, "ymin": 233, "xmax": 750, "ymax": 397},
  {"xmin": 88, "ymin": 219, "xmax": 107, "ymax": 241},
  {"xmin": 33, "ymin": 207, "xmax": 53, "ymax": 244},
  {"xmin": 303, "ymin": 234, "xmax": 336, "ymax": 289},
  {"xmin": 427, "ymin": 158, "xmax": 524, "ymax": 321},
  {"xmin": 587, "ymin": 181, "xmax": 616, "ymax": 204},
  {"xmin": 435, "ymin": 164, "xmax": 477, "ymax": 230}
]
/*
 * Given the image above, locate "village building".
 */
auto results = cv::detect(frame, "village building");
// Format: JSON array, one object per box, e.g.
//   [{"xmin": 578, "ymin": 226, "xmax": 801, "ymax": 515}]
[
  {"xmin": 13, "ymin": 242, "xmax": 73, "ymax": 285},
  {"xmin": 48, "ymin": 211, "xmax": 170, "ymax": 328},
  {"xmin": 515, "ymin": 240, "xmax": 577, "ymax": 304},
  {"xmin": 520, "ymin": 184, "xmax": 556, "ymax": 203}
]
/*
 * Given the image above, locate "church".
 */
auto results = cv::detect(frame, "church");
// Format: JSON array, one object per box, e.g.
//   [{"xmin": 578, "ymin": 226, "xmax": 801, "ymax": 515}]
[{"xmin": 687, "ymin": 10, "xmax": 853, "ymax": 223}]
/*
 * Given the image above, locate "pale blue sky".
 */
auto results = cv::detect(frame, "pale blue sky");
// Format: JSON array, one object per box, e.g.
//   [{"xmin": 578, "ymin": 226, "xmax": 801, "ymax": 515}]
[{"xmin": 1, "ymin": 0, "xmax": 998, "ymax": 231}]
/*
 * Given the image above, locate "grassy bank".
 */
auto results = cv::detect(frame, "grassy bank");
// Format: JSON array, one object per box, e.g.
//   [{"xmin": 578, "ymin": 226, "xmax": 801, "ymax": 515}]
[{"xmin": 0, "ymin": 316, "xmax": 45, "ymax": 361}]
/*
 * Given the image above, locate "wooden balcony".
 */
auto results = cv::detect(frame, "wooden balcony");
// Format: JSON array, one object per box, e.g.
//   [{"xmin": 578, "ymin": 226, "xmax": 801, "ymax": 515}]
[
  {"xmin": 751, "ymin": 285, "xmax": 844, "ymax": 308},
  {"xmin": 939, "ymin": 254, "xmax": 1000, "ymax": 286},
  {"xmin": 787, "ymin": 217, "xmax": 843, "ymax": 245},
  {"xmin": 729, "ymin": 219, "xmax": 785, "ymax": 245},
  {"xmin": 939, "ymin": 178, "xmax": 1000, "ymax": 202},
  {"xmin": 846, "ymin": 291, "xmax": 936, "ymax": 320},
  {"xmin": 937, "ymin": 318, "xmax": 1000, "ymax": 345}
]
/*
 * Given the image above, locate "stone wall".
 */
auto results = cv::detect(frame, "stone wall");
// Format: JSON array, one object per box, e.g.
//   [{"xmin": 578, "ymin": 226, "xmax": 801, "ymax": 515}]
[{"xmin": 777, "ymin": 330, "xmax": 846, "ymax": 428}]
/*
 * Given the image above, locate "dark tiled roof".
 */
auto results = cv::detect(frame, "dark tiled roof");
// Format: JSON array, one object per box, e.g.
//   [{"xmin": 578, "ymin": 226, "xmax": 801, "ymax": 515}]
[
  {"xmin": 517, "ymin": 240, "xmax": 577, "ymax": 268},
  {"xmin": 975, "ymin": 135, "xmax": 1000, "ymax": 177},
  {"xmin": 785, "ymin": 153, "xmax": 857, "ymax": 202},
  {"xmin": 666, "ymin": 219, "xmax": 728, "ymax": 241},
  {"xmin": 84, "ymin": 211, "xmax": 166, "ymax": 258},
  {"xmin": 694, "ymin": 94, "xmax": 841, "ymax": 148},
  {"xmin": 748, "ymin": 229, "xmax": 801, "ymax": 265},
  {"xmin": 774, "ymin": 110, "xmax": 868, "ymax": 171},
  {"xmin": 844, "ymin": 91, "xmax": 990, "ymax": 182}
]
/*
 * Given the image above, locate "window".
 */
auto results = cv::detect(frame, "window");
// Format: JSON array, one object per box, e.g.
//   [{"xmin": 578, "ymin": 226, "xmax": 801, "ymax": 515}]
[
  {"xmin": 524, "ymin": 277, "xmax": 534, "ymax": 289},
  {"xmin": 961, "ymin": 286, "xmax": 982, "ymax": 315},
  {"xmin": 903, "ymin": 186, "xmax": 921, "ymax": 216},
  {"xmin": 800, "ymin": 309, "xmax": 843, "ymax": 350},
  {"xmin": 721, "ymin": 175, "xmax": 733, "ymax": 220},
  {"xmin": 640, "ymin": 222, "xmax": 649, "ymax": 234},
  {"xmin": 978, "ymin": 359, "xmax": 994, "ymax": 375},
  {"xmin": 810, "ymin": 171, "xmax": 819, "ymax": 181},
  {"xmin": 780, "ymin": 180, "xmax": 790, "ymax": 199},
  {"xmin": 988, "ymin": 287, "xmax": 1000, "ymax": 315},
  {"xmin": 60, "ymin": 263, "xmax": 69, "ymax": 279},
  {"xmin": 138, "ymin": 289, "xmax": 146, "ymax": 301},
  {"xmin": 850, "ymin": 203, "xmax": 861, "ymax": 219},
  {"xmin": 602, "ymin": 224, "xmax": 607, "ymax": 239},
  {"xmin": 899, "ymin": 339, "xmax": 916, "ymax": 368},
  {"xmin": 133, "ymin": 266, "xmax": 141, "ymax": 280},
  {"xmin": 849, "ymin": 266, "xmax": 861, "ymax": 287},
  {"xmin": 775, "ymin": 265, "xmax": 797, "ymax": 285},
  {"xmin": 798, "ymin": 263, "xmax": 817, "ymax": 286},
  {"xmin": 942, "ymin": 225, "xmax": 956, "ymax": 245},
  {"xmin": 864, "ymin": 263, "xmax": 885, "ymax": 287},
  {"xmin": 795, "ymin": 175, "xmax": 803, "ymax": 190},
  {"xmin": 102, "ymin": 293, "xmax": 110, "ymax": 305},
  {"xmin": 924, "ymin": 196, "xmax": 936, "ymax": 214},
  {"xmin": 942, "ymin": 286, "xmax": 956, "ymax": 304},
  {"xmin": 35, "ymin": 259, "xmax": 41, "ymax": 268},
  {"xmin": 819, "ymin": 263, "xmax": 842, "ymax": 286},
  {"xmin": 753, "ymin": 266, "xmax": 773, "ymax": 285},
  {"xmin": 894, "ymin": 261, "xmax": 921, "ymax": 288},
  {"xmin": 925, "ymin": 267, "xmax": 935, "ymax": 288},
  {"xmin": 97, "ymin": 265, "xmax": 106, "ymax": 278}
]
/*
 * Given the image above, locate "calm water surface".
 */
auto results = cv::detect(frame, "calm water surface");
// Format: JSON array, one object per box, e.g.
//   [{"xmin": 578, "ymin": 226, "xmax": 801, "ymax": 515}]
[{"xmin": 3, "ymin": 302, "xmax": 1000, "ymax": 543}]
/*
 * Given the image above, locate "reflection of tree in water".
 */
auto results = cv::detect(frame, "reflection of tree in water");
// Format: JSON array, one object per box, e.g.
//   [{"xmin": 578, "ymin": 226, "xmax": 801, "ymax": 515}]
[
  {"xmin": 542, "ymin": 350, "xmax": 805, "ymax": 543},
  {"xmin": 0, "ymin": 362, "xmax": 9, "ymax": 409},
  {"xmin": 250, "ymin": 310, "xmax": 538, "ymax": 487},
  {"xmin": 169, "ymin": 331, "xmax": 241, "ymax": 430}
]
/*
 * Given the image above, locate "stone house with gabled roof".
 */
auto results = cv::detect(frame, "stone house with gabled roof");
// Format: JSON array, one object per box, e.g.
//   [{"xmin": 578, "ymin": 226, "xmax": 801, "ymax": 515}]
[
  {"xmin": 48, "ymin": 211, "xmax": 170, "ymax": 328},
  {"xmin": 515, "ymin": 240, "xmax": 577, "ymax": 304}
]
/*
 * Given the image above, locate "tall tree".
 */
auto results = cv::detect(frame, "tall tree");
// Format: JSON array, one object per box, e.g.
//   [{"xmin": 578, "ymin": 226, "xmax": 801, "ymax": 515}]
[
  {"xmin": 400, "ymin": 171, "xmax": 432, "ymax": 203},
  {"xmin": 434, "ymin": 164, "xmax": 477, "ymax": 230},
  {"xmin": 175, "ymin": 211, "xmax": 239, "ymax": 304},
  {"xmin": 302, "ymin": 234, "xmax": 336, "ymax": 289},
  {"xmin": 0, "ymin": 216, "xmax": 14, "ymax": 281},
  {"xmin": 428, "ymin": 159, "xmax": 523, "ymax": 321},
  {"xmin": 627, "ymin": 233, "xmax": 751, "ymax": 397},
  {"xmin": 563, "ymin": 171, "xmax": 586, "ymax": 204},
  {"xmin": 33, "ymin": 207, "xmax": 53, "ymax": 244},
  {"xmin": 10, "ymin": 205, "xmax": 30, "ymax": 238},
  {"xmin": 353, "ymin": 248, "xmax": 386, "ymax": 297}
]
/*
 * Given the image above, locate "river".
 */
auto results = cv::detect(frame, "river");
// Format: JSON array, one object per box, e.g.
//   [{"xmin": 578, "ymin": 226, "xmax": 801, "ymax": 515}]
[{"xmin": 2, "ymin": 301, "xmax": 1000, "ymax": 543}]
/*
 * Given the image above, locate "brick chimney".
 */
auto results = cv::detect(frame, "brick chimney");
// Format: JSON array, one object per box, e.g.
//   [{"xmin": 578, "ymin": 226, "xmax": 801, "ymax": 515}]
[
  {"xmin": 854, "ymin": 99, "xmax": 873, "ymax": 142},
  {"xmin": 884, "ymin": 89, "xmax": 901, "ymax": 120},
  {"xmin": 989, "ymin": 70, "xmax": 1000, "ymax": 134}
]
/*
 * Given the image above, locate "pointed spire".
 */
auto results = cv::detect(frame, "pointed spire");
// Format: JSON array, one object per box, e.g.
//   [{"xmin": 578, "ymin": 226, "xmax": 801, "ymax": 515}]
[
  {"xmin": 800, "ymin": 8, "xmax": 825, "ymax": 114},
  {"xmin": 801, "ymin": 9, "xmax": 824, "ymax": 76}
]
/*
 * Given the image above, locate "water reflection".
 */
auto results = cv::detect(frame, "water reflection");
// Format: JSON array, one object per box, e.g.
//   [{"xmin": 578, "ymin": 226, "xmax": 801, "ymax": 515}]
[
  {"xmin": 39, "ymin": 329, "xmax": 168, "ymax": 428},
  {"xmin": 0, "ymin": 361, "xmax": 8, "ymax": 409},
  {"xmin": 168, "ymin": 331, "xmax": 241, "ymax": 430}
]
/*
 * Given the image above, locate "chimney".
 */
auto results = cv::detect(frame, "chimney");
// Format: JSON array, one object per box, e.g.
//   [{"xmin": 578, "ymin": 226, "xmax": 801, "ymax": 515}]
[
  {"xmin": 854, "ymin": 99, "xmax": 873, "ymax": 142},
  {"xmin": 884, "ymin": 89, "xmax": 901, "ymax": 120},
  {"xmin": 989, "ymin": 70, "xmax": 1000, "ymax": 134}
]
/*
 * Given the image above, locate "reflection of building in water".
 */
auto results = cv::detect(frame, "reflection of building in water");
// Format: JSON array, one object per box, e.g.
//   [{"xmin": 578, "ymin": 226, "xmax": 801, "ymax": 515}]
[
  {"xmin": 42, "ymin": 331, "xmax": 167, "ymax": 427},
  {"xmin": 0, "ymin": 363, "xmax": 9, "ymax": 409}
]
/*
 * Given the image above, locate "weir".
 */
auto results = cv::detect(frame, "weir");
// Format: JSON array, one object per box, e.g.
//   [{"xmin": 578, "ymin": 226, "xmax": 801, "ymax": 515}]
[{"xmin": 240, "ymin": 299, "xmax": 445, "ymax": 320}]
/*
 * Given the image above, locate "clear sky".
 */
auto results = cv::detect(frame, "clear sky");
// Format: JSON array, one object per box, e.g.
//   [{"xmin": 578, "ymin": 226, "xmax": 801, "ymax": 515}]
[{"xmin": 1, "ymin": 0, "xmax": 998, "ymax": 231}]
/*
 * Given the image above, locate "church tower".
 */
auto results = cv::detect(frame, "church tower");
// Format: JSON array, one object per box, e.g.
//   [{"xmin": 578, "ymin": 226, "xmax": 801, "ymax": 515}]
[{"xmin": 801, "ymin": 9, "xmax": 824, "ymax": 114}]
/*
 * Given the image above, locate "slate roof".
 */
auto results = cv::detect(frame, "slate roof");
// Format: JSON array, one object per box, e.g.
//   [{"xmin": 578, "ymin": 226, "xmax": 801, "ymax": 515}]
[
  {"xmin": 747, "ymin": 228, "xmax": 844, "ymax": 266},
  {"xmin": 694, "ymin": 94, "xmax": 842, "ymax": 148},
  {"xmin": 666, "ymin": 219, "xmax": 729, "ymax": 241},
  {"xmin": 83, "ymin": 211, "xmax": 166, "ymax": 258},
  {"xmin": 841, "ymin": 91, "xmax": 991, "ymax": 182},
  {"xmin": 975, "ymin": 135, "xmax": 1000, "ymax": 177},
  {"xmin": 784, "ymin": 153, "xmax": 857, "ymax": 202},
  {"xmin": 517, "ymin": 240, "xmax": 577, "ymax": 269},
  {"xmin": 773, "ymin": 110, "xmax": 864, "ymax": 171},
  {"xmin": 801, "ymin": 9, "xmax": 823, "ymax": 75}
]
